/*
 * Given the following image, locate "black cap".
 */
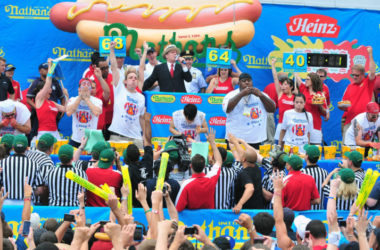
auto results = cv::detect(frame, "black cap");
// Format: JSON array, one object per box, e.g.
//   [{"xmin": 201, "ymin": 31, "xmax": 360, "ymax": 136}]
[
  {"xmin": 39, "ymin": 63, "xmax": 48, "ymax": 70},
  {"xmin": 5, "ymin": 64, "xmax": 16, "ymax": 71},
  {"xmin": 239, "ymin": 73, "xmax": 252, "ymax": 81},
  {"xmin": 180, "ymin": 50, "xmax": 194, "ymax": 57},
  {"xmin": 147, "ymin": 47, "xmax": 156, "ymax": 54}
]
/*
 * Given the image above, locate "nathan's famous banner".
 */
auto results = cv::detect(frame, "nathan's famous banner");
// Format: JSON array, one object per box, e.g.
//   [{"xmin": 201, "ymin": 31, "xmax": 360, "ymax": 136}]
[
  {"xmin": 4, "ymin": 206, "xmax": 380, "ymax": 249},
  {"xmin": 145, "ymin": 92, "xmax": 226, "ymax": 143},
  {"xmin": 1, "ymin": 1, "xmax": 379, "ymax": 146}
]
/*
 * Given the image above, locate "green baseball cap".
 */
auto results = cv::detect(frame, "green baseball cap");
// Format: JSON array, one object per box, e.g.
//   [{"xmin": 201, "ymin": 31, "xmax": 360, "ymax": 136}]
[
  {"xmin": 58, "ymin": 144, "xmax": 74, "ymax": 163},
  {"xmin": 91, "ymin": 141, "xmax": 110, "ymax": 154},
  {"xmin": 303, "ymin": 144, "xmax": 320, "ymax": 161},
  {"xmin": 344, "ymin": 151, "xmax": 363, "ymax": 167},
  {"xmin": 338, "ymin": 168, "xmax": 355, "ymax": 184},
  {"xmin": 223, "ymin": 151, "xmax": 235, "ymax": 167},
  {"xmin": 98, "ymin": 149, "xmax": 115, "ymax": 169},
  {"xmin": 38, "ymin": 133, "xmax": 57, "ymax": 148},
  {"xmin": 283, "ymin": 155, "xmax": 303, "ymax": 171},
  {"xmin": 1, "ymin": 134, "xmax": 14, "ymax": 148},
  {"xmin": 269, "ymin": 150, "xmax": 287, "ymax": 168},
  {"xmin": 13, "ymin": 134, "xmax": 28, "ymax": 151},
  {"xmin": 164, "ymin": 141, "xmax": 179, "ymax": 162}
]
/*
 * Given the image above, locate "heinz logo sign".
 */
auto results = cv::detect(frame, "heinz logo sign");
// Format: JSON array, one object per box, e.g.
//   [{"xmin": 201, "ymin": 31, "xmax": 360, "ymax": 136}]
[
  {"xmin": 286, "ymin": 14, "xmax": 340, "ymax": 38},
  {"xmin": 209, "ymin": 117, "xmax": 226, "ymax": 126},
  {"xmin": 180, "ymin": 95, "xmax": 202, "ymax": 104},
  {"xmin": 152, "ymin": 115, "xmax": 172, "ymax": 124}
]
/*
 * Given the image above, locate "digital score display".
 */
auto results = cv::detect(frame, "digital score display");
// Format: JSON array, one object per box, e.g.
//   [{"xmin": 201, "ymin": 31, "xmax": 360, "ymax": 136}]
[{"xmin": 307, "ymin": 53, "xmax": 347, "ymax": 68}]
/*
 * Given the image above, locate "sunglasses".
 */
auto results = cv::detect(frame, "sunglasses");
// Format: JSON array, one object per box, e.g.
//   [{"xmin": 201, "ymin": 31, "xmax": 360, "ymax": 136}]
[
  {"xmin": 318, "ymin": 75, "xmax": 326, "ymax": 78},
  {"xmin": 2, "ymin": 112, "xmax": 15, "ymax": 119},
  {"xmin": 100, "ymin": 66, "xmax": 109, "ymax": 70},
  {"xmin": 350, "ymin": 73, "xmax": 361, "ymax": 78}
]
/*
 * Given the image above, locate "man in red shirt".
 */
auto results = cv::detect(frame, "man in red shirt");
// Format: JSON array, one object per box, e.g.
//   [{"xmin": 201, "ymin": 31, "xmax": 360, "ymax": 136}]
[
  {"xmin": 175, "ymin": 128, "xmax": 222, "ymax": 212},
  {"xmin": 282, "ymin": 155, "xmax": 320, "ymax": 211},
  {"xmin": 338, "ymin": 46, "xmax": 376, "ymax": 141},
  {"xmin": 86, "ymin": 148, "xmax": 122, "ymax": 207},
  {"xmin": 5, "ymin": 64, "xmax": 21, "ymax": 101}
]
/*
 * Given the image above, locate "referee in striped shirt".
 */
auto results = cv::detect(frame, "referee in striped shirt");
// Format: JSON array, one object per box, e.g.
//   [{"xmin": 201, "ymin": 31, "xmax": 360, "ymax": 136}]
[
  {"xmin": 0, "ymin": 134, "xmax": 44, "ymax": 205},
  {"xmin": 45, "ymin": 144, "xmax": 87, "ymax": 206},
  {"xmin": 301, "ymin": 145, "xmax": 328, "ymax": 210},
  {"xmin": 322, "ymin": 151, "xmax": 364, "ymax": 210}
]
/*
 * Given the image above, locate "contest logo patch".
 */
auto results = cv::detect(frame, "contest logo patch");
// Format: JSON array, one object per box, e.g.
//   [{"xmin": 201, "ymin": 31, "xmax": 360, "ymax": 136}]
[
  {"xmin": 180, "ymin": 95, "xmax": 202, "ymax": 104},
  {"xmin": 151, "ymin": 95, "xmax": 175, "ymax": 103},
  {"xmin": 207, "ymin": 96, "xmax": 224, "ymax": 105},
  {"xmin": 124, "ymin": 102, "xmax": 137, "ymax": 115},
  {"xmin": 76, "ymin": 111, "xmax": 92, "ymax": 123},
  {"xmin": 4, "ymin": 4, "xmax": 51, "ymax": 20},
  {"xmin": 286, "ymin": 14, "xmax": 340, "ymax": 38},
  {"xmin": 292, "ymin": 124, "xmax": 306, "ymax": 136},
  {"xmin": 250, "ymin": 108, "xmax": 261, "ymax": 119},
  {"xmin": 152, "ymin": 115, "xmax": 172, "ymax": 124},
  {"xmin": 209, "ymin": 117, "xmax": 226, "ymax": 126}
]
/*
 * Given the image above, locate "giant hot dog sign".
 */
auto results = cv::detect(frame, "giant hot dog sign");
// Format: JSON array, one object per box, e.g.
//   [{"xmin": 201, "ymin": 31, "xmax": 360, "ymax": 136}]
[{"xmin": 49, "ymin": 0, "xmax": 262, "ymax": 61}]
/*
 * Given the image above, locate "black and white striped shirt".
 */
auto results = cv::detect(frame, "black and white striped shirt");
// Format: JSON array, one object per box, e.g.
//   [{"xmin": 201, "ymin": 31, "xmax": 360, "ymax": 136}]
[
  {"xmin": 204, "ymin": 162, "xmax": 242, "ymax": 209},
  {"xmin": 26, "ymin": 149, "xmax": 55, "ymax": 180},
  {"xmin": 323, "ymin": 168, "xmax": 365, "ymax": 210},
  {"xmin": 44, "ymin": 164, "xmax": 87, "ymax": 206},
  {"xmin": 302, "ymin": 164, "xmax": 328, "ymax": 210},
  {"xmin": 74, "ymin": 160, "xmax": 97, "ymax": 171},
  {"xmin": 260, "ymin": 158, "xmax": 286, "ymax": 209},
  {"xmin": 0, "ymin": 154, "xmax": 44, "ymax": 202}
]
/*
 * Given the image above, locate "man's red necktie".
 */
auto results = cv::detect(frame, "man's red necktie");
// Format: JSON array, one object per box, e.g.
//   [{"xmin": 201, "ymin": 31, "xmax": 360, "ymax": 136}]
[{"xmin": 170, "ymin": 63, "xmax": 174, "ymax": 78}]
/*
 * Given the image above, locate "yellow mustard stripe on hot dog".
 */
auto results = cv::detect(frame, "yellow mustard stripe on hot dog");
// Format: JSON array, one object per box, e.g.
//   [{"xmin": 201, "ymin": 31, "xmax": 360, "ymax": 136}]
[{"xmin": 67, "ymin": 0, "xmax": 253, "ymax": 22}]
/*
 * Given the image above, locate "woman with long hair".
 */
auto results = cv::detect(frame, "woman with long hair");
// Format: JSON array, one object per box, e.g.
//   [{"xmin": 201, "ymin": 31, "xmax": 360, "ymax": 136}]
[
  {"xmin": 279, "ymin": 93, "xmax": 313, "ymax": 153},
  {"xmin": 296, "ymin": 72, "xmax": 327, "ymax": 145},
  {"xmin": 34, "ymin": 59, "xmax": 66, "ymax": 141},
  {"xmin": 271, "ymin": 58, "xmax": 296, "ymax": 142},
  {"xmin": 205, "ymin": 59, "xmax": 241, "ymax": 94}
]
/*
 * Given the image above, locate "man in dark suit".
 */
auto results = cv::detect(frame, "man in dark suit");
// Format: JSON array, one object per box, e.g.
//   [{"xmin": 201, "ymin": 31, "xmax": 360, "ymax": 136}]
[{"xmin": 143, "ymin": 45, "xmax": 192, "ymax": 92}]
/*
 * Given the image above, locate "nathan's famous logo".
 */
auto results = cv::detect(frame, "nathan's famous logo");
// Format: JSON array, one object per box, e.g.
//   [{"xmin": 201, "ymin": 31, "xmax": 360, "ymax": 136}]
[
  {"xmin": 52, "ymin": 47, "xmax": 94, "ymax": 62},
  {"xmin": 180, "ymin": 95, "xmax": 202, "ymax": 104},
  {"xmin": 286, "ymin": 14, "xmax": 340, "ymax": 38},
  {"xmin": 49, "ymin": 0, "xmax": 264, "ymax": 62},
  {"xmin": 209, "ymin": 117, "xmax": 226, "ymax": 126},
  {"xmin": 207, "ymin": 96, "xmax": 224, "ymax": 104},
  {"xmin": 268, "ymin": 36, "xmax": 370, "ymax": 82},
  {"xmin": 243, "ymin": 54, "xmax": 270, "ymax": 69},
  {"xmin": 4, "ymin": 5, "xmax": 51, "ymax": 20},
  {"xmin": 76, "ymin": 111, "xmax": 92, "ymax": 123},
  {"xmin": 152, "ymin": 115, "xmax": 172, "ymax": 124},
  {"xmin": 151, "ymin": 95, "xmax": 175, "ymax": 103}
]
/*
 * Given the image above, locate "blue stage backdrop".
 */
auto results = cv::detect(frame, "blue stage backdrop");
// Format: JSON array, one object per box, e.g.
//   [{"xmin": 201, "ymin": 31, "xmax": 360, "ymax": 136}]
[{"xmin": 1, "ymin": 1, "xmax": 379, "ymax": 148}]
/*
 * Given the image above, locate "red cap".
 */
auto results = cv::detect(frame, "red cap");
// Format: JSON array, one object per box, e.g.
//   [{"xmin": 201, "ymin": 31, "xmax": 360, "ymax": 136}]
[{"xmin": 366, "ymin": 102, "xmax": 379, "ymax": 114}]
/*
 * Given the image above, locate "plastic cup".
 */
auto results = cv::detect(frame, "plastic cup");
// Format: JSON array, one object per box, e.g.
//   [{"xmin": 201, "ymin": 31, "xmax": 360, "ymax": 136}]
[
  {"xmin": 292, "ymin": 146, "xmax": 299, "ymax": 155},
  {"xmin": 342, "ymin": 146, "xmax": 352, "ymax": 159},
  {"xmin": 284, "ymin": 145, "xmax": 291, "ymax": 154},
  {"xmin": 324, "ymin": 146, "xmax": 337, "ymax": 160}
]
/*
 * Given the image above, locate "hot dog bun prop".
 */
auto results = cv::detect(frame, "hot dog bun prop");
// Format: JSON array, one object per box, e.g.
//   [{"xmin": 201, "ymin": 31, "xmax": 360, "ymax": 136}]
[
  {"xmin": 65, "ymin": 170, "xmax": 121, "ymax": 207},
  {"xmin": 156, "ymin": 152, "xmax": 169, "ymax": 191},
  {"xmin": 50, "ymin": 0, "xmax": 262, "ymax": 54},
  {"xmin": 355, "ymin": 169, "xmax": 379, "ymax": 209},
  {"xmin": 121, "ymin": 165, "xmax": 133, "ymax": 214}
]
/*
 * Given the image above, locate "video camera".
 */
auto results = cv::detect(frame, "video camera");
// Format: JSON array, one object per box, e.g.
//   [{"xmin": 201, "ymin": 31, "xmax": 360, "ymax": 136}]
[{"xmin": 166, "ymin": 134, "xmax": 191, "ymax": 172}]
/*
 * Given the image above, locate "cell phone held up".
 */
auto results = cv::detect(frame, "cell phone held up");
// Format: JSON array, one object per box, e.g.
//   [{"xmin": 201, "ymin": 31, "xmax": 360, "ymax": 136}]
[
  {"xmin": 134, "ymin": 225, "xmax": 144, "ymax": 242},
  {"xmin": 184, "ymin": 226, "xmax": 198, "ymax": 235},
  {"xmin": 22, "ymin": 221, "xmax": 31, "ymax": 236},
  {"xmin": 64, "ymin": 214, "xmax": 75, "ymax": 222}
]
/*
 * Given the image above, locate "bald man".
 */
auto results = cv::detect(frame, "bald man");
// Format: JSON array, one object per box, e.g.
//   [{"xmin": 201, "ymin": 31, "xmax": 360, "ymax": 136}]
[{"xmin": 233, "ymin": 141, "xmax": 265, "ymax": 213}]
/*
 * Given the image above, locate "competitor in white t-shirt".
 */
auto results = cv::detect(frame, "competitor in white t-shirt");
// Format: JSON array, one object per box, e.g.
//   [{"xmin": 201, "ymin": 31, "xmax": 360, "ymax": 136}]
[
  {"xmin": 344, "ymin": 102, "xmax": 380, "ymax": 147},
  {"xmin": 169, "ymin": 104, "xmax": 208, "ymax": 142},
  {"xmin": 108, "ymin": 41, "xmax": 146, "ymax": 148},
  {"xmin": 66, "ymin": 78, "xmax": 102, "ymax": 148},
  {"xmin": 222, "ymin": 73, "xmax": 276, "ymax": 149},
  {"xmin": 0, "ymin": 99, "xmax": 31, "ymax": 136},
  {"xmin": 279, "ymin": 93, "xmax": 313, "ymax": 153}
]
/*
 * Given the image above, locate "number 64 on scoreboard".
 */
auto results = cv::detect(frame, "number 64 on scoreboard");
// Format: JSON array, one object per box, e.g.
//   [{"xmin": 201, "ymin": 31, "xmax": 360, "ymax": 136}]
[{"xmin": 283, "ymin": 53, "xmax": 307, "ymax": 72}]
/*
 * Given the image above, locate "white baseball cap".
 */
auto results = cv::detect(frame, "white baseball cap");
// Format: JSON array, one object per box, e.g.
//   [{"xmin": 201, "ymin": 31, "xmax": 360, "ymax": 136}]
[{"xmin": 294, "ymin": 215, "xmax": 311, "ymax": 239}]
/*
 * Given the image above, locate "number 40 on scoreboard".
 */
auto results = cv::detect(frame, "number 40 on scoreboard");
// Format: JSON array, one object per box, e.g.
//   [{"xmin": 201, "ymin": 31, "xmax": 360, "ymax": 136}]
[{"xmin": 283, "ymin": 53, "xmax": 307, "ymax": 72}]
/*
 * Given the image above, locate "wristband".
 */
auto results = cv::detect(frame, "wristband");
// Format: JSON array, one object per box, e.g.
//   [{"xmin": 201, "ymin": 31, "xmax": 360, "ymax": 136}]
[
  {"xmin": 144, "ymin": 209, "xmax": 152, "ymax": 214},
  {"xmin": 152, "ymin": 209, "xmax": 159, "ymax": 214},
  {"xmin": 121, "ymin": 197, "xmax": 128, "ymax": 201},
  {"xmin": 274, "ymin": 191, "xmax": 282, "ymax": 197},
  {"xmin": 328, "ymin": 196, "xmax": 336, "ymax": 200},
  {"xmin": 248, "ymin": 225, "xmax": 255, "ymax": 233},
  {"xmin": 79, "ymin": 206, "xmax": 85, "ymax": 210},
  {"xmin": 24, "ymin": 197, "xmax": 31, "ymax": 201},
  {"xmin": 328, "ymin": 231, "xmax": 341, "ymax": 246}
]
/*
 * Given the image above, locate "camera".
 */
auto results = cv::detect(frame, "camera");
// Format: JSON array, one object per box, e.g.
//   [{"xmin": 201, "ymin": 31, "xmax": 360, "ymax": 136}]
[
  {"xmin": 168, "ymin": 135, "xmax": 191, "ymax": 172},
  {"xmin": 184, "ymin": 226, "xmax": 198, "ymax": 235},
  {"xmin": 64, "ymin": 214, "xmax": 75, "ymax": 222}
]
